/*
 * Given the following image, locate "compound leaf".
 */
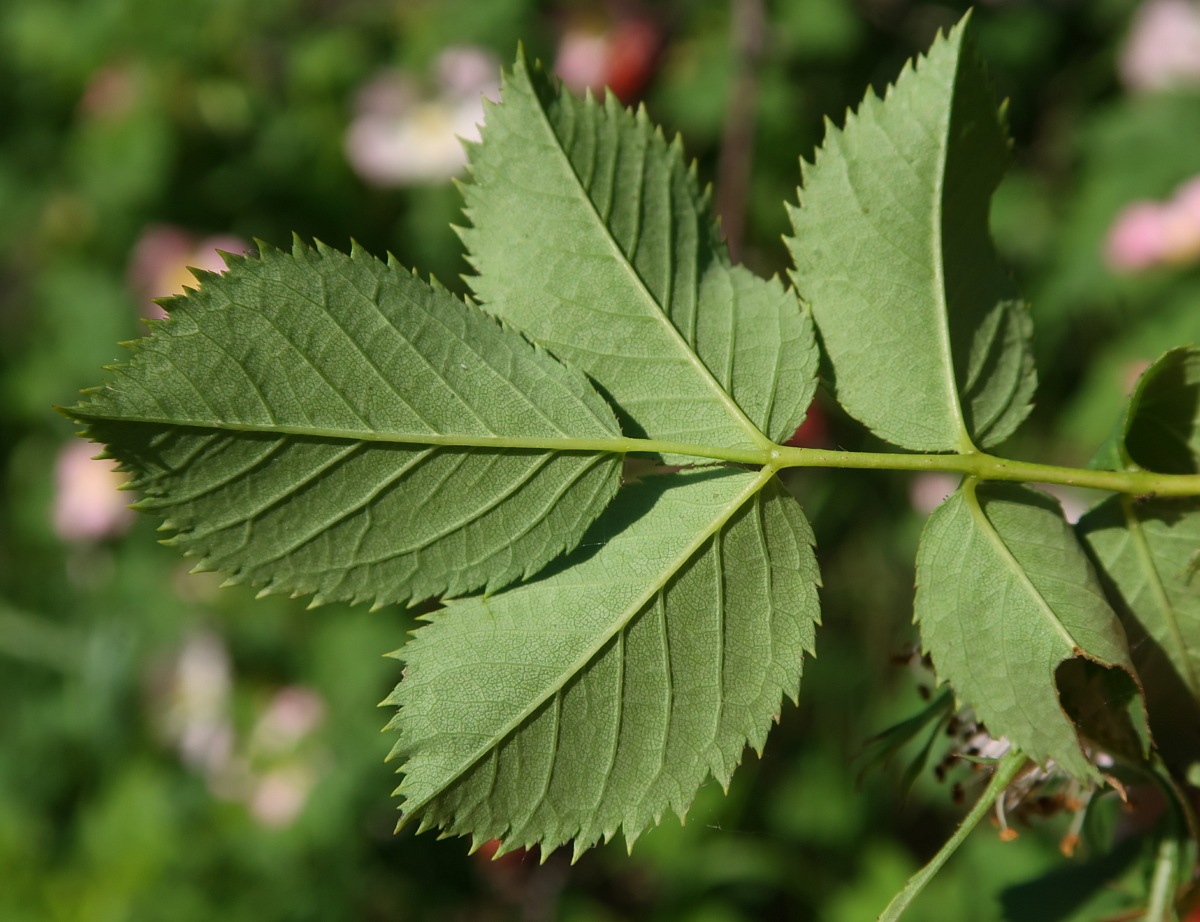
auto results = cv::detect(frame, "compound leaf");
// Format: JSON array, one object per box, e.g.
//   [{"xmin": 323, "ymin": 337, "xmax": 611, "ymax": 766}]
[
  {"xmin": 786, "ymin": 15, "xmax": 1035, "ymax": 452},
  {"xmin": 461, "ymin": 51, "xmax": 818, "ymax": 456},
  {"xmin": 386, "ymin": 466, "xmax": 820, "ymax": 857},
  {"xmin": 915, "ymin": 481, "xmax": 1136, "ymax": 779},
  {"xmin": 68, "ymin": 240, "xmax": 624, "ymax": 608}
]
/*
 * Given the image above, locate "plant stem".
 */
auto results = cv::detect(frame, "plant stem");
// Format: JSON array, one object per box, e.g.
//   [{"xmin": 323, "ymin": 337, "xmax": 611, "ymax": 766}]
[
  {"xmin": 71, "ymin": 413, "xmax": 1200, "ymax": 497},
  {"xmin": 1145, "ymin": 835, "xmax": 1182, "ymax": 922},
  {"xmin": 878, "ymin": 750, "xmax": 1028, "ymax": 922},
  {"xmin": 715, "ymin": 0, "xmax": 766, "ymax": 260},
  {"xmin": 771, "ymin": 446, "xmax": 1200, "ymax": 497}
]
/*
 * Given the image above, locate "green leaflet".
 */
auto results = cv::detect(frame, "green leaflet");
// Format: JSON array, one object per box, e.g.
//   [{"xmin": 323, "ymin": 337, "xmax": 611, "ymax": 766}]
[
  {"xmin": 1078, "ymin": 347, "xmax": 1200, "ymax": 767},
  {"xmin": 1079, "ymin": 497, "xmax": 1200, "ymax": 768},
  {"xmin": 1091, "ymin": 346, "xmax": 1200, "ymax": 474},
  {"xmin": 386, "ymin": 467, "xmax": 820, "ymax": 857},
  {"xmin": 460, "ymin": 51, "xmax": 818, "ymax": 456},
  {"xmin": 68, "ymin": 241, "xmax": 624, "ymax": 607},
  {"xmin": 915, "ymin": 481, "xmax": 1135, "ymax": 780},
  {"xmin": 786, "ymin": 16, "xmax": 1035, "ymax": 453},
  {"xmin": 1123, "ymin": 346, "xmax": 1200, "ymax": 475}
]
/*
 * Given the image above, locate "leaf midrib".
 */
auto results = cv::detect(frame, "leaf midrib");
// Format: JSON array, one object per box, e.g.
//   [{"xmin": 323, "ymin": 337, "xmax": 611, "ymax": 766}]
[
  {"xmin": 521, "ymin": 63, "xmax": 772, "ymax": 452},
  {"xmin": 399, "ymin": 465, "xmax": 777, "ymax": 817},
  {"xmin": 928, "ymin": 50, "xmax": 975, "ymax": 455},
  {"xmin": 74, "ymin": 412, "xmax": 772, "ymax": 465},
  {"xmin": 964, "ymin": 480, "xmax": 1080, "ymax": 654}
]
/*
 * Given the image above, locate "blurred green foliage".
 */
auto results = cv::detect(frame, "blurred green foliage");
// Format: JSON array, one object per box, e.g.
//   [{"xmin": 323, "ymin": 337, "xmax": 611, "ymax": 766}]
[{"xmin": 2, "ymin": 0, "xmax": 1197, "ymax": 919}]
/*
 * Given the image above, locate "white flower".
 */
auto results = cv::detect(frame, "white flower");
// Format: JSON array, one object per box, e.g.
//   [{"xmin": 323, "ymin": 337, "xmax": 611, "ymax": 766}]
[
  {"xmin": 152, "ymin": 630, "xmax": 235, "ymax": 775},
  {"xmin": 345, "ymin": 46, "xmax": 500, "ymax": 186}
]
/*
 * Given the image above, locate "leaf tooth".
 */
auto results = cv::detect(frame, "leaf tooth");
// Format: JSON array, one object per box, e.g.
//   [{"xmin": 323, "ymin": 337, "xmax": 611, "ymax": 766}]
[
  {"xmin": 569, "ymin": 839, "xmax": 590, "ymax": 865},
  {"xmin": 141, "ymin": 295, "xmax": 173, "ymax": 317},
  {"xmin": 622, "ymin": 822, "xmax": 646, "ymax": 854},
  {"xmin": 345, "ymin": 237, "xmax": 369, "ymax": 260},
  {"xmin": 458, "ymin": 132, "xmax": 483, "ymax": 160},
  {"xmin": 186, "ymin": 266, "xmax": 223, "ymax": 289},
  {"xmin": 311, "ymin": 237, "xmax": 340, "ymax": 261},
  {"xmin": 424, "ymin": 271, "xmax": 452, "ymax": 294}
]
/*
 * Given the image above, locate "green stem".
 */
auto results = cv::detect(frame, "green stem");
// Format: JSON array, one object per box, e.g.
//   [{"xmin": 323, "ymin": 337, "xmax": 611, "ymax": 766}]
[
  {"xmin": 71, "ymin": 413, "xmax": 1200, "ymax": 496},
  {"xmin": 878, "ymin": 750, "xmax": 1029, "ymax": 922},
  {"xmin": 1146, "ymin": 835, "xmax": 1182, "ymax": 922},
  {"xmin": 772, "ymin": 446, "xmax": 1200, "ymax": 497}
]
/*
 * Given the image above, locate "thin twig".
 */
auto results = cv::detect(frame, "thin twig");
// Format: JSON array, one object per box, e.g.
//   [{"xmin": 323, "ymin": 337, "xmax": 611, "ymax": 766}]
[
  {"xmin": 878, "ymin": 750, "xmax": 1030, "ymax": 921},
  {"xmin": 716, "ymin": 0, "xmax": 767, "ymax": 261}
]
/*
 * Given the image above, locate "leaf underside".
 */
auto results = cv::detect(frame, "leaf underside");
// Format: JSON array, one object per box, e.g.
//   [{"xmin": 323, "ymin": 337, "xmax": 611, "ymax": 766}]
[
  {"xmin": 66, "ymin": 14, "xmax": 1173, "ymax": 876},
  {"xmin": 69, "ymin": 43, "xmax": 827, "ymax": 862},
  {"xmin": 69, "ymin": 241, "xmax": 624, "ymax": 607},
  {"xmin": 786, "ymin": 17, "xmax": 1035, "ymax": 453},
  {"xmin": 915, "ymin": 481, "xmax": 1136, "ymax": 780},
  {"xmin": 460, "ymin": 50, "xmax": 818, "ymax": 457},
  {"xmin": 1079, "ymin": 497, "xmax": 1200, "ymax": 768},
  {"xmin": 378, "ymin": 49, "xmax": 825, "ymax": 857},
  {"xmin": 386, "ymin": 467, "xmax": 820, "ymax": 858},
  {"xmin": 1123, "ymin": 346, "xmax": 1200, "ymax": 475}
]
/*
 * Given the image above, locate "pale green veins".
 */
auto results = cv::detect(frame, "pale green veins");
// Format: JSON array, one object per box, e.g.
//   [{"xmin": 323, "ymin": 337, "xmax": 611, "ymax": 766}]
[{"xmin": 66, "ymin": 14, "xmax": 1200, "ymax": 865}]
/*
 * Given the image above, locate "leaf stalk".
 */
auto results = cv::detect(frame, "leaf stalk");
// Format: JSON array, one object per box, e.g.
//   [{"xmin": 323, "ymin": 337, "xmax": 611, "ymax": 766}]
[
  {"xmin": 773, "ymin": 446, "xmax": 1200, "ymax": 498},
  {"xmin": 74, "ymin": 411, "xmax": 1200, "ymax": 497}
]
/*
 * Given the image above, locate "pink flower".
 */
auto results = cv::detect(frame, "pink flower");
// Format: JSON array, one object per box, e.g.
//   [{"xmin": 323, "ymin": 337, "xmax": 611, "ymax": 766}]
[
  {"xmin": 52, "ymin": 440, "xmax": 134, "ymax": 542},
  {"xmin": 554, "ymin": 12, "xmax": 661, "ymax": 103},
  {"xmin": 79, "ymin": 64, "xmax": 138, "ymax": 121},
  {"xmin": 249, "ymin": 686, "xmax": 327, "ymax": 756},
  {"xmin": 1106, "ymin": 202, "xmax": 1172, "ymax": 271},
  {"xmin": 127, "ymin": 224, "xmax": 251, "ymax": 318},
  {"xmin": 1120, "ymin": 0, "xmax": 1200, "ymax": 93},
  {"xmin": 249, "ymin": 765, "xmax": 320, "ymax": 828},
  {"xmin": 344, "ymin": 46, "xmax": 500, "ymax": 186},
  {"xmin": 909, "ymin": 473, "xmax": 961, "ymax": 516},
  {"xmin": 1105, "ymin": 175, "xmax": 1200, "ymax": 272},
  {"xmin": 555, "ymin": 29, "xmax": 610, "ymax": 97},
  {"xmin": 240, "ymin": 686, "xmax": 328, "ymax": 828},
  {"xmin": 147, "ymin": 635, "xmax": 329, "ymax": 829}
]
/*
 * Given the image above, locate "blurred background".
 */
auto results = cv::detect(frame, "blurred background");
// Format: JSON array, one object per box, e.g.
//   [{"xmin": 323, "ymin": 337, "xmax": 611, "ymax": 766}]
[{"xmin": 2, "ymin": 0, "xmax": 1199, "ymax": 919}]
